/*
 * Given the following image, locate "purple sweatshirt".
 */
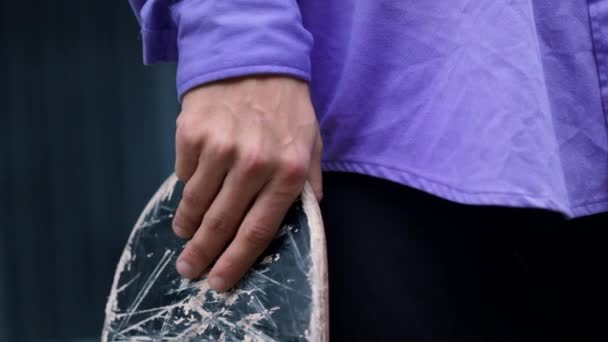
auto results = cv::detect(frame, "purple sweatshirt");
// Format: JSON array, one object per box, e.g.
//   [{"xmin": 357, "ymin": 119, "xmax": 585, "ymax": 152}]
[{"xmin": 130, "ymin": 0, "xmax": 608, "ymax": 218}]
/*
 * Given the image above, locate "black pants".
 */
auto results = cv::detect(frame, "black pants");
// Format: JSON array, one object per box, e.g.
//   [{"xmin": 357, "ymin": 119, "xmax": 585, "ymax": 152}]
[{"xmin": 320, "ymin": 172, "xmax": 608, "ymax": 341}]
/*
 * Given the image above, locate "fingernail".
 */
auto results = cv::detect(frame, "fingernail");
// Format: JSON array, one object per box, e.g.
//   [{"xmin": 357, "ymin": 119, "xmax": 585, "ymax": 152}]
[
  {"xmin": 208, "ymin": 276, "xmax": 226, "ymax": 291},
  {"xmin": 177, "ymin": 260, "xmax": 196, "ymax": 278}
]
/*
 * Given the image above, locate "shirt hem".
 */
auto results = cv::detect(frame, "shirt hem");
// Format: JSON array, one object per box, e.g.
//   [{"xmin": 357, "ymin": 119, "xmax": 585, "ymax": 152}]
[{"xmin": 322, "ymin": 159, "xmax": 608, "ymax": 219}]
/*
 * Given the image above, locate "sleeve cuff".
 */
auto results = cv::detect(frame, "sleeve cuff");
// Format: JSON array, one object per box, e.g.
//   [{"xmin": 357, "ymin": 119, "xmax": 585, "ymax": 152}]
[
  {"xmin": 172, "ymin": 0, "xmax": 313, "ymax": 100},
  {"xmin": 177, "ymin": 65, "xmax": 310, "ymax": 100}
]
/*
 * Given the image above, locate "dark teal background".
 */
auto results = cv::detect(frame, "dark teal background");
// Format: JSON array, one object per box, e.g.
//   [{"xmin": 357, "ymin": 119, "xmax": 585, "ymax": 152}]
[{"xmin": 0, "ymin": 1, "xmax": 179, "ymax": 340}]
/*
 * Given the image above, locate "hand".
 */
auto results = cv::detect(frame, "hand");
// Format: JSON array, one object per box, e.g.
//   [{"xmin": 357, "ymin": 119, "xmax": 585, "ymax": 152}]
[{"xmin": 172, "ymin": 76, "xmax": 323, "ymax": 291}]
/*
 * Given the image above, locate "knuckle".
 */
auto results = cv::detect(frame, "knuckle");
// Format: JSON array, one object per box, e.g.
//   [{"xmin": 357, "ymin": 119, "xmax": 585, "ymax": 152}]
[
  {"xmin": 278, "ymin": 156, "xmax": 308, "ymax": 185},
  {"xmin": 185, "ymin": 239, "xmax": 211, "ymax": 262},
  {"xmin": 181, "ymin": 188, "xmax": 201, "ymax": 208},
  {"xmin": 203, "ymin": 214, "xmax": 231, "ymax": 235},
  {"xmin": 173, "ymin": 225, "xmax": 194, "ymax": 239},
  {"xmin": 176, "ymin": 111, "xmax": 198, "ymax": 129},
  {"xmin": 243, "ymin": 222, "xmax": 275, "ymax": 247},
  {"xmin": 241, "ymin": 149, "xmax": 271, "ymax": 175},
  {"xmin": 173, "ymin": 210, "xmax": 199, "ymax": 234},
  {"xmin": 172, "ymin": 213, "xmax": 191, "ymax": 230},
  {"xmin": 178, "ymin": 126, "xmax": 203, "ymax": 149},
  {"xmin": 207, "ymin": 139, "xmax": 236, "ymax": 159}
]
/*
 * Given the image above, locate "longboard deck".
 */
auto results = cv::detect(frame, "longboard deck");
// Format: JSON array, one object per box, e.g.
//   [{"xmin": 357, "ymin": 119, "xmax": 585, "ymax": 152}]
[{"xmin": 102, "ymin": 175, "xmax": 328, "ymax": 341}]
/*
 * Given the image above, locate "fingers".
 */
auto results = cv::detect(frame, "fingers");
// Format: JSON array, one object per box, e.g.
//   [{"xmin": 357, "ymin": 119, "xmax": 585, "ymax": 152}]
[
  {"xmin": 172, "ymin": 137, "xmax": 237, "ymax": 238},
  {"xmin": 207, "ymin": 161, "xmax": 307, "ymax": 291},
  {"xmin": 172, "ymin": 160, "xmax": 227, "ymax": 239},
  {"xmin": 176, "ymin": 149, "xmax": 274, "ymax": 279}
]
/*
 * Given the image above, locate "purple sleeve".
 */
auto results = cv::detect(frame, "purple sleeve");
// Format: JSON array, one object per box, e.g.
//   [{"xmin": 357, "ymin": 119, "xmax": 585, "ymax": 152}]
[{"xmin": 128, "ymin": 0, "xmax": 313, "ymax": 99}]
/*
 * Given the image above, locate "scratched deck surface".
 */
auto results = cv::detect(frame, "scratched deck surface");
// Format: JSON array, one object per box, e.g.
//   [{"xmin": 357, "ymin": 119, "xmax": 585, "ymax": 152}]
[{"xmin": 102, "ymin": 175, "xmax": 328, "ymax": 342}]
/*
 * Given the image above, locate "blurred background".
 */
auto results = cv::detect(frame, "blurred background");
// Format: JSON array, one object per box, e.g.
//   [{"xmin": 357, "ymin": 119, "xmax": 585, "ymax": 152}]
[
  {"xmin": 1, "ymin": 1, "xmax": 179, "ymax": 340},
  {"xmin": 4, "ymin": 2, "xmax": 608, "ymax": 342}
]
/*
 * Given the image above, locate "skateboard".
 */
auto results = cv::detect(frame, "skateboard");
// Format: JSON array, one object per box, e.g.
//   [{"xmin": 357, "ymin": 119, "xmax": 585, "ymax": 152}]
[{"xmin": 102, "ymin": 174, "xmax": 329, "ymax": 341}]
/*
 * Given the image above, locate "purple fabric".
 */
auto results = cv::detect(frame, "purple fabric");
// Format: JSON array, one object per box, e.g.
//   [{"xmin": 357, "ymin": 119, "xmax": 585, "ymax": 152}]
[{"xmin": 129, "ymin": 0, "xmax": 608, "ymax": 218}]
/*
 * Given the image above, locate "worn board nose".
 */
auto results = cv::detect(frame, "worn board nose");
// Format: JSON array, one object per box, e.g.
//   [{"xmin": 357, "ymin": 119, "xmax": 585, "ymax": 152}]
[{"xmin": 102, "ymin": 174, "xmax": 328, "ymax": 341}]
